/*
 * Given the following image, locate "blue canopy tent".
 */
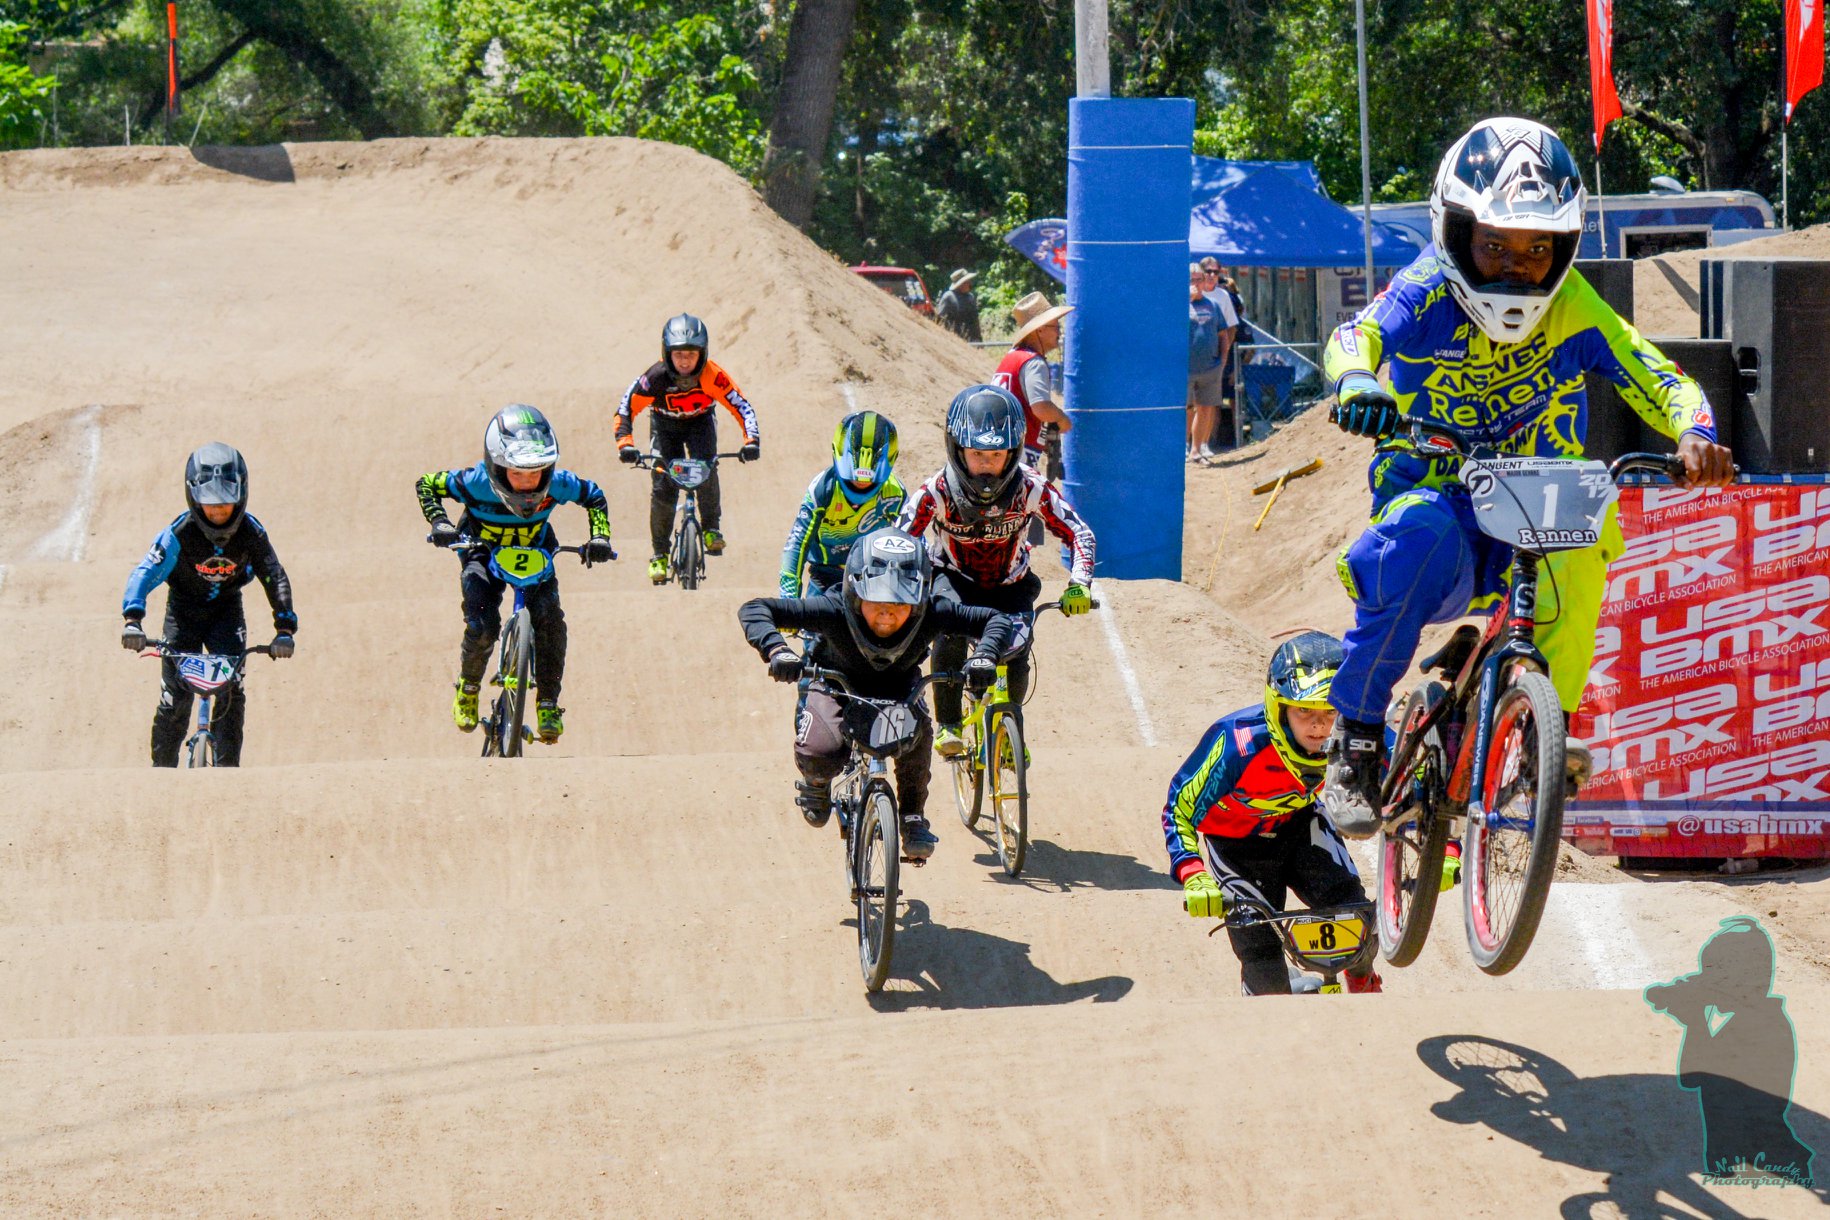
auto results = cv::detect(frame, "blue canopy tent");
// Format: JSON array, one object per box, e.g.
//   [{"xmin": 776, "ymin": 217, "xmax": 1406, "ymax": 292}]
[{"xmin": 1006, "ymin": 159, "xmax": 1419, "ymax": 280}]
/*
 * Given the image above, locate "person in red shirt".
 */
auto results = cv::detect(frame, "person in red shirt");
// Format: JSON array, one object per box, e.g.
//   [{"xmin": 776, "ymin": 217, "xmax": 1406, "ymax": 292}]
[
  {"xmin": 615, "ymin": 313, "xmax": 760, "ymax": 584},
  {"xmin": 996, "ymin": 292, "xmax": 1075, "ymax": 471}
]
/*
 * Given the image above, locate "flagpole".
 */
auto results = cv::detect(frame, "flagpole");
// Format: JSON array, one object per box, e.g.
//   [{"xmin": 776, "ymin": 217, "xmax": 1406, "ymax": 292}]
[
  {"xmin": 1354, "ymin": 0, "xmax": 1374, "ymax": 301},
  {"xmin": 1783, "ymin": 123, "xmax": 1790, "ymax": 230},
  {"xmin": 1595, "ymin": 153, "xmax": 1605, "ymax": 257}
]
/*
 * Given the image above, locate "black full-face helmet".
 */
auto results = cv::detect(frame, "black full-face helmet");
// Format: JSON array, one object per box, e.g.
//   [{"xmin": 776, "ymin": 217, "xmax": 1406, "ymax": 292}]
[
  {"xmin": 943, "ymin": 383, "xmax": 1025, "ymax": 521},
  {"xmin": 184, "ymin": 442, "xmax": 249, "ymax": 546},
  {"xmin": 661, "ymin": 313, "xmax": 709, "ymax": 379},
  {"xmin": 483, "ymin": 404, "xmax": 559, "ymax": 518},
  {"xmin": 841, "ymin": 527, "xmax": 932, "ymax": 670}
]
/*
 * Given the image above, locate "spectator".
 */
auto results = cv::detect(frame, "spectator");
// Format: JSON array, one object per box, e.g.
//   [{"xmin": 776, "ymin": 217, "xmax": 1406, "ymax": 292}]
[
  {"xmin": 1200, "ymin": 258, "xmax": 1240, "ymax": 449},
  {"xmin": 935, "ymin": 269, "xmax": 982, "ymax": 342},
  {"xmin": 1187, "ymin": 262, "xmax": 1227, "ymax": 463},
  {"xmin": 999, "ymin": 291, "xmax": 1074, "ymax": 470}
]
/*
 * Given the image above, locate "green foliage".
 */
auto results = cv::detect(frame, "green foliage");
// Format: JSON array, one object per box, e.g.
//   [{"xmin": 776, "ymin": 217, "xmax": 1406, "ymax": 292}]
[
  {"xmin": 423, "ymin": 0, "xmax": 767, "ymax": 170},
  {"xmin": 0, "ymin": 19, "xmax": 54, "ymax": 148}
]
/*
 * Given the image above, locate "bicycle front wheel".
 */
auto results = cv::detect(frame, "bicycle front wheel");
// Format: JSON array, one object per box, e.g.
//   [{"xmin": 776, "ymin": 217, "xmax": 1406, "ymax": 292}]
[
  {"xmin": 988, "ymin": 710, "xmax": 1028, "ymax": 878},
  {"xmin": 951, "ymin": 714, "xmax": 985, "ymax": 829},
  {"xmin": 499, "ymin": 610, "xmax": 532, "ymax": 759},
  {"xmin": 856, "ymin": 781, "xmax": 900, "ymax": 992},
  {"xmin": 187, "ymin": 731, "xmax": 214, "ymax": 769},
  {"xmin": 677, "ymin": 521, "xmax": 705, "ymax": 591},
  {"xmin": 1463, "ymin": 669, "xmax": 1564, "ymax": 976},
  {"xmin": 1378, "ymin": 681, "xmax": 1450, "ymax": 967}
]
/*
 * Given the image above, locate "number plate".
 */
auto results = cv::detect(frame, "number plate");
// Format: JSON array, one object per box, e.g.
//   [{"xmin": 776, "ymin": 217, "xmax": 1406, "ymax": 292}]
[
  {"xmin": 1290, "ymin": 915, "xmax": 1367, "ymax": 964},
  {"xmin": 492, "ymin": 546, "xmax": 551, "ymax": 580},
  {"xmin": 1463, "ymin": 456, "xmax": 1617, "ymax": 552},
  {"xmin": 668, "ymin": 459, "xmax": 711, "ymax": 489}
]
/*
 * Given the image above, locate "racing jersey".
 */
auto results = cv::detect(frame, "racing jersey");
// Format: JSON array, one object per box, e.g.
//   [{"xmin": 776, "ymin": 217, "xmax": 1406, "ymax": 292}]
[
  {"xmin": 779, "ymin": 468, "xmax": 908, "ymax": 597},
  {"xmin": 993, "ymin": 347, "xmax": 1053, "ymax": 456},
  {"xmin": 1161, "ymin": 706, "xmax": 1318, "ymax": 881},
  {"xmin": 897, "ymin": 466, "xmax": 1095, "ymax": 588},
  {"xmin": 1323, "ymin": 247, "xmax": 1717, "ymax": 513},
  {"xmin": 415, "ymin": 463, "xmax": 611, "ymax": 548},
  {"xmin": 123, "ymin": 512, "xmax": 296, "ymax": 631},
  {"xmin": 614, "ymin": 358, "xmax": 759, "ymax": 450}
]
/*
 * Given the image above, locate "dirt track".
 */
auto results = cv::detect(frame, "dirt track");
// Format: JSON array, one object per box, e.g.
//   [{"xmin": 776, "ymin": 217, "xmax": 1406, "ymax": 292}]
[{"xmin": 4, "ymin": 138, "xmax": 1828, "ymax": 1216}]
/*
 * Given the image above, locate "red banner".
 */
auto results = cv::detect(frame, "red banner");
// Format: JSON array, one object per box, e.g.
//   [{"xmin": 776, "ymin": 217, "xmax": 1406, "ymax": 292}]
[
  {"xmin": 1788, "ymin": 0, "xmax": 1825, "ymax": 121},
  {"xmin": 1586, "ymin": 0, "xmax": 1624, "ymax": 153},
  {"xmin": 165, "ymin": 3, "xmax": 181, "ymax": 120},
  {"xmin": 1568, "ymin": 482, "xmax": 1830, "ymax": 859}
]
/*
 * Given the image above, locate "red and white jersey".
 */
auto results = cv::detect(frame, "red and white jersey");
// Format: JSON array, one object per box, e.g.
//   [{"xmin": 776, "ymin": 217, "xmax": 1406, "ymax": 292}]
[{"xmin": 898, "ymin": 466, "xmax": 1095, "ymax": 588}]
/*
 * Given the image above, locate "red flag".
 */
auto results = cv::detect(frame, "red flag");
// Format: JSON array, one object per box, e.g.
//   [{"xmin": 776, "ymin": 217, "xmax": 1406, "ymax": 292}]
[
  {"xmin": 1586, "ymin": 0, "xmax": 1623, "ymax": 152},
  {"xmin": 1787, "ymin": 0, "xmax": 1825, "ymax": 121},
  {"xmin": 165, "ymin": 3, "xmax": 181, "ymax": 119}
]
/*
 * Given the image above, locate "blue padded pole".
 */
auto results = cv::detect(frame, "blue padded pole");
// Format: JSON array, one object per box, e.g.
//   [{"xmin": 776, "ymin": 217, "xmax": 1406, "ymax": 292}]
[{"xmin": 1063, "ymin": 97, "xmax": 1194, "ymax": 581}]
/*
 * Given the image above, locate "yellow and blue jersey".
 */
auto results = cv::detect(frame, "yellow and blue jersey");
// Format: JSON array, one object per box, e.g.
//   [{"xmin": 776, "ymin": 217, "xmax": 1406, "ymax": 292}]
[{"xmin": 779, "ymin": 469, "xmax": 907, "ymax": 597}]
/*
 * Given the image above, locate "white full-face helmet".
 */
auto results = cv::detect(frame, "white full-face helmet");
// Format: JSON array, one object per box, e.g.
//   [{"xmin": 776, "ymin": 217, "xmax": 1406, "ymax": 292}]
[{"xmin": 1430, "ymin": 117, "xmax": 1587, "ymax": 343}]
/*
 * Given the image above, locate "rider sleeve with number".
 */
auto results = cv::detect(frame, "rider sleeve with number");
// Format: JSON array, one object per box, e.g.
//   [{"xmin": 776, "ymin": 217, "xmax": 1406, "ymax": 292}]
[{"xmin": 122, "ymin": 523, "xmax": 182, "ymax": 618}]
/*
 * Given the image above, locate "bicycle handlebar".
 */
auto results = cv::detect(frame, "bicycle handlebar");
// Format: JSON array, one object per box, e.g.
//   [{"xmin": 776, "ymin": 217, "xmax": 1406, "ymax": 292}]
[
  {"xmin": 628, "ymin": 451, "xmax": 750, "ymax": 471},
  {"xmin": 427, "ymin": 534, "xmax": 615, "ymax": 565},
  {"xmin": 803, "ymin": 664, "xmax": 963, "ymax": 703},
  {"xmin": 1398, "ymin": 422, "xmax": 1740, "ymax": 486},
  {"xmin": 1605, "ymin": 451, "xmax": 1745, "ymax": 483},
  {"xmin": 141, "ymin": 641, "xmax": 272, "ymax": 662}
]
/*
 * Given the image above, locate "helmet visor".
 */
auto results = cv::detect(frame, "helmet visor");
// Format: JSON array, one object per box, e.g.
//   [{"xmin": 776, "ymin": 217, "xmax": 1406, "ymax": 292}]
[
  {"xmin": 851, "ymin": 562, "xmax": 925, "ymax": 606},
  {"xmin": 188, "ymin": 465, "xmax": 243, "ymax": 506}
]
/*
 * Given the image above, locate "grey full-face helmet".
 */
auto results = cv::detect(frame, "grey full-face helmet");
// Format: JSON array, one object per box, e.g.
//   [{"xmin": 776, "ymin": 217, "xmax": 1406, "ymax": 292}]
[
  {"xmin": 841, "ymin": 527, "xmax": 932, "ymax": 669},
  {"xmin": 184, "ymin": 442, "xmax": 249, "ymax": 545},
  {"xmin": 483, "ymin": 404, "xmax": 559, "ymax": 518}
]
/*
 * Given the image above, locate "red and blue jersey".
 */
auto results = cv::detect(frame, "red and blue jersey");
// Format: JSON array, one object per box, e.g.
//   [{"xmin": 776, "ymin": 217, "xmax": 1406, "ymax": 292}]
[{"xmin": 1161, "ymin": 706, "xmax": 1320, "ymax": 882}]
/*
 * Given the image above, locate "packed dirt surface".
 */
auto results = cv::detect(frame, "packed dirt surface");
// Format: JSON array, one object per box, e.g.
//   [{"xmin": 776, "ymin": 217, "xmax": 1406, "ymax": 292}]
[
  {"xmin": 4, "ymin": 138, "xmax": 1829, "ymax": 1216},
  {"xmin": 1633, "ymin": 220, "xmax": 1830, "ymax": 337}
]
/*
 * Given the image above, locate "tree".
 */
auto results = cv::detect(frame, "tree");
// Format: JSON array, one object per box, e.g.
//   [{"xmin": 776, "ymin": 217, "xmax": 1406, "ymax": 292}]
[
  {"xmin": 0, "ymin": 19, "xmax": 55, "ymax": 148},
  {"xmin": 759, "ymin": 0, "xmax": 856, "ymax": 228}
]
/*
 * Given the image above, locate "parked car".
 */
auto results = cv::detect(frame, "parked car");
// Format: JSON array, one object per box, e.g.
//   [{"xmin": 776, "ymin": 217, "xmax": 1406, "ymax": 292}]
[{"xmin": 851, "ymin": 265, "xmax": 934, "ymax": 317}]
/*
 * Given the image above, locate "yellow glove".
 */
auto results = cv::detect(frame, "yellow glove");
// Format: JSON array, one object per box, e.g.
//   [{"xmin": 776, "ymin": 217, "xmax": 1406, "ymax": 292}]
[
  {"xmin": 1060, "ymin": 583, "xmax": 1093, "ymax": 616},
  {"xmin": 1182, "ymin": 871, "xmax": 1228, "ymax": 918}
]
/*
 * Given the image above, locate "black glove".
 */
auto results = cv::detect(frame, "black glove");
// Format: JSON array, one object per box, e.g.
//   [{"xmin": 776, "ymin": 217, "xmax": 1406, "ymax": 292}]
[
  {"xmin": 619, "ymin": 446, "xmax": 642, "ymax": 465},
  {"xmin": 964, "ymin": 656, "xmax": 996, "ymax": 694},
  {"xmin": 584, "ymin": 536, "xmax": 616, "ymax": 565},
  {"xmin": 1331, "ymin": 373, "xmax": 1400, "ymax": 439},
  {"xmin": 121, "ymin": 620, "xmax": 147, "ymax": 652},
  {"xmin": 740, "ymin": 441, "xmax": 760, "ymax": 464},
  {"xmin": 429, "ymin": 519, "xmax": 460, "ymax": 547},
  {"xmin": 269, "ymin": 633, "xmax": 295, "ymax": 659},
  {"xmin": 767, "ymin": 649, "xmax": 803, "ymax": 684}
]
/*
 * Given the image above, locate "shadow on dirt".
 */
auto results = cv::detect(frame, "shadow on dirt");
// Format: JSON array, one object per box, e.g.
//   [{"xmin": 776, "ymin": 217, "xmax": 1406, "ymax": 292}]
[
  {"xmin": 190, "ymin": 145, "xmax": 296, "ymax": 183},
  {"xmin": 965, "ymin": 838, "xmax": 1180, "ymax": 893},
  {"xmin": 864, "ymin": 899, "xmax": 1133, "ymax": 1012},
  {"xmin": 1417, "ymin": 1035, "xmax": 1830, "ymax": 1218}
]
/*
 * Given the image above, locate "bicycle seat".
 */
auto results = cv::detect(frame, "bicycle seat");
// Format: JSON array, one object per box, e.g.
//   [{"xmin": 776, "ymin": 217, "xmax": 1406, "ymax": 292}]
[{"xmin": 1418, "ymin": 623, "xmax": 1481, "ymax": 678}]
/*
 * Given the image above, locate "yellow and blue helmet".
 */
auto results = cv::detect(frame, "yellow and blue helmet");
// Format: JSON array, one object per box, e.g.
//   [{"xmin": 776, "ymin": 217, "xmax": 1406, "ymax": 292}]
[
  {"xmin": 1265, "ymin": 630, "xmax": 1344, "ymax": 783},
  {"xmin": 833, "ymin": 410, "xmax": 898, "ymax": 506}
]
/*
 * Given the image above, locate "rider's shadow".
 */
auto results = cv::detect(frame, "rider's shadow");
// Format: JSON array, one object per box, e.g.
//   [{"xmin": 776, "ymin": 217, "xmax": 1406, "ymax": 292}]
[
  {"xmin": 862, "ymin": 900, "xmax": 1133, "ymax": 1012},
  {"xmin": 966, "ymin": 838, "xmax": 1182, "ymax": 894},
  {"xmin": 1418, "ymin": 1035, "xmax": 1830, "ymax": 1218}
]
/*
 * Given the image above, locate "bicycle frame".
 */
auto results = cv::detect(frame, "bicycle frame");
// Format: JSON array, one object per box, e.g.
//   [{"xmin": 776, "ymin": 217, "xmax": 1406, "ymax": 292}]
[
  {"xmin": 630, "ymin": 450, "xmax": 745, "ymax": 588},
  {"xmin": 143, "ymin": 641, "xmax": 271, "ymax": 767}
]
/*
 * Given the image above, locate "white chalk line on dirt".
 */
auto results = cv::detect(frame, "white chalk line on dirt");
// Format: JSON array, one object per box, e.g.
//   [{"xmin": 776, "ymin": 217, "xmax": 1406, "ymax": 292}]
[
  {"xmin": 28, "ymin": 404, "xmax": 102, "ymax": 564},
  {"xmin": 840, "ymin": 383, "xmax": 859, "ymax": 413},
  {"xmin": 1553, "ymin": 883, "xmax": 1657, "ymax": 990},
  {"xmin": 1094, "ymin": 583, "xmax": 1158, "ymax": 748}
]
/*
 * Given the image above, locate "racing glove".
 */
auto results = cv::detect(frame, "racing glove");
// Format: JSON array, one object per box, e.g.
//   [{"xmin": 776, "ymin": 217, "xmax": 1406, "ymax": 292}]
[
  {"xmin": 618, "ymin": 446, "xmax": 642, "ymax": 465},
  {"xmin": 1059, "ymin": 583, "xmax": 1093, "ymax": 616},
  {"xmin": 1183, "ymin": 871, "xmax": 1229, "ymax": 919},
  {"xmin": 121, "ymin": 620, "xmax": 147, "ymax": 652},
  {"xmin": 964, "ymin": 655, "xmax": 997, "ymax": 694},
  {"xmin": 1330, "ymin": 372, "xmax": 1400, "ymax": 439},
  {"xmin": 429, "ymin": 519, "xmax": 461, "ymax": 547},
  {"xmin": 269, "ymin": 633, "xmax": 295, "ymax": 660},
  {"xmin": 767, "ymin": 648, "xmax": 803, "ymax": 684},
  {"xmin": 739, "ymin": 441, "xmax": 761, "ymax": 464},
  {"xmin": 584, "ymin": 536, "xmax": 616, "ymax": 565}
]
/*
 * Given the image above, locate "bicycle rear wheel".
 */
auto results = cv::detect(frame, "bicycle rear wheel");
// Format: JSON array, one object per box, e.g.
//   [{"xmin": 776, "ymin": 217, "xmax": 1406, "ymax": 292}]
[
  {"xmin": 1377, "ymin": 681, "xmax": 1450, "ymax": 967},
  {"xmin": 856, "ymin": 781, "xmax": 900, "ymax": 992},
  {"xmin": 1463, "ymin": 669, "xmax": 1564, "ymax": 976},
  {"xmin": 677, "ymin": 518, "xmax": 705, "ymax": 591},
  {"xmin": 988, "ymin": 709, "xmax": 1028, "ymax": 878},
  {"xmin": 499, "ymin": 610, "xmax": 532, "ymax": 759},
  {"xmin": 951, "ymin": 713, "xmax": 985, "ymax": 829}
]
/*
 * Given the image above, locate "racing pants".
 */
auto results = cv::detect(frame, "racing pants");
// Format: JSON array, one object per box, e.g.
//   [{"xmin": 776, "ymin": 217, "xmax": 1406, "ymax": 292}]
[
  {"xmin": 151, "ymin": 605, "xmax": 248, "ymax": 767},
  {"xmin": 1205, "ymin": 809, "xmax": 1373, "ymax": 996},
  {"xmin": 930, "ymin": 568, "xmax": 1040, "ymax": 728},
  {"xmin": 795, "ymin": 689, "xmax": 935, "ymax": 820},
  {"xmin": 1332, "ymin": 487, "xmax": 1624, "ymax": 724},
  {"xmin": 459, "ymin": 552, "xmax": 567, "ymax": 702},
  {"xmin": 649, "ymin": 413, "xmax": 722, "ymax": 557}
]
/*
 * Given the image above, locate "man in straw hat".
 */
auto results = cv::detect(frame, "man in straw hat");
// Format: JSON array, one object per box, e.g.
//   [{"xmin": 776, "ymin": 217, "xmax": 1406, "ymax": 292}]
[
  {"xmin": 996, "ymin": 291, "xmax": 1074, "ymax": 472},
  {"xmin": 936, "ymin": 269, "xmax": 982, "ymax": 342}
]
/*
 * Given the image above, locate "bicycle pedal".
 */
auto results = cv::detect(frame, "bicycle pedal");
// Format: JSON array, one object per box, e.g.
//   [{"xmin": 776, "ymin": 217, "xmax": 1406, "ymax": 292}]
[{"xmin": 900, "ymin": 855, "xmax": 928, "ymax": 867}]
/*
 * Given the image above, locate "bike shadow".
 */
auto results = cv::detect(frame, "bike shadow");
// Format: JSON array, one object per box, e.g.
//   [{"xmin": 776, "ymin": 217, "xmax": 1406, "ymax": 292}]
[
  {"xmin": 861, "ymin": 900, "xmax": 1134, "ymax": 1012},
  {"xmin": 1418, "ymin": 1035, "xmax": 1830, "ymax": 1217},
  {"xmin": 966, "ymin": 837, "xmax": 1181, "ymax": 894}
]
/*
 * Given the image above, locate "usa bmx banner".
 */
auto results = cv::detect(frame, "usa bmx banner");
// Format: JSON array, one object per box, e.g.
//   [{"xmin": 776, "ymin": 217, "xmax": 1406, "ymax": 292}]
[{"xmin": 1567, "ymin": 479, "xmax": 1830, "ymax": 859}]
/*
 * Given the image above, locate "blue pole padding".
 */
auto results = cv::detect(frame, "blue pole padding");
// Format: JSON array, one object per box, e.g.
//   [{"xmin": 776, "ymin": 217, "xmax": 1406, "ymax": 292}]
[{"xmin": 1063, "ymin": 97, "xmax": 1195, "ymax": 582}]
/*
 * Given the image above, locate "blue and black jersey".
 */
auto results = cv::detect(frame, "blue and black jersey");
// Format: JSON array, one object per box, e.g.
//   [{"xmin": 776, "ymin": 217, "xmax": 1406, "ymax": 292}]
[
  {"xmin": 415, "ymin": 462, "xmax": 611, "ymax": 548},
  {"xmin": 123, "ymin": 512, "xmax": 296, "ymax": 632}
]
